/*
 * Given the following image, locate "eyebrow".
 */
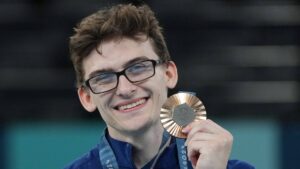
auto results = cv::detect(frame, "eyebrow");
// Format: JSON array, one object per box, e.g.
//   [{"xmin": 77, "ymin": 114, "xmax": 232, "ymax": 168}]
[{"xmin": 87, "ymin": 56, "xmax": 150, "ymax": 79}]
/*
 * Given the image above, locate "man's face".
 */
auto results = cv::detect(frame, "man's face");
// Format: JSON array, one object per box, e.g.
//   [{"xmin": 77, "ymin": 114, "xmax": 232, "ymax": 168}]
[{"xmin": 78, "ymin": 36, "xmax": 178, "ymax": 137}]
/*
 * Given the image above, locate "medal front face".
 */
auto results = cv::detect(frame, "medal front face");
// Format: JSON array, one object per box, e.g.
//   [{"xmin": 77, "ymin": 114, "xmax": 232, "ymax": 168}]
[{"xmin": 160, "ymin": 92, "xmax": 207, "ymax": 138}]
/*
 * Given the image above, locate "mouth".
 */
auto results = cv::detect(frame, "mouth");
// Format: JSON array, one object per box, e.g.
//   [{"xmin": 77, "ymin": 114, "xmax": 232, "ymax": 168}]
[{"xmin": 114, "ymin": 97, "xmax": 149, "ymax": 112}]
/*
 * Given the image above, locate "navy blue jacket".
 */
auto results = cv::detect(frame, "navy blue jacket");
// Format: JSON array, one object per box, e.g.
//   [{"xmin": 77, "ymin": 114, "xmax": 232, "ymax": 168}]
[{"xmin": 64, "ymin": 134, "xmax": 254, "ymax": 169}]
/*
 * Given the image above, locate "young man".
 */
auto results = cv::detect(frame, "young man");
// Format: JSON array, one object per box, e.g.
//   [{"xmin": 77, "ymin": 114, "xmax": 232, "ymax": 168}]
[{"xmin": 65, "ymin": 3, "xmax": 254, "ymax": 169}]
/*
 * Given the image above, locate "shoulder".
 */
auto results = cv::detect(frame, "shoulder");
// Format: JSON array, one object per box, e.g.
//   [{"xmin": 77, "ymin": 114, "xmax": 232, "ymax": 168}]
[
  {"xmin": 63, "ymin": 146, "xmax": 102, "ymax": 169},
  {"xmin": 227, "ymin": 159, "xmax": 255, "ymax": 169}
]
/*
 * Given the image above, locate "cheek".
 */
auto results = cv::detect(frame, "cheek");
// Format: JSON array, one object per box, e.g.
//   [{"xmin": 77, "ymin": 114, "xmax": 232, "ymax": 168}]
[
  {"xmin": 90, "ymin": 94, "xmax": 111, "ymax": 111},
  {"xmin": 148, "ymin": 77, "xmax": 169, "ymax": 101},
  {"xmin": 151, "ymin": 69, "xmax": 167, "ymax": 86},
  {"xmin": 155, "ymin": 74, "xmax": 169, "ymax": 92}
]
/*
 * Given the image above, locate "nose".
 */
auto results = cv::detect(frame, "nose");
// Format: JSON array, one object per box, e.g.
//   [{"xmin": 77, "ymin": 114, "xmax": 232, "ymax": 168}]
[{"xmin": 115, "ymin": 75, "xmax": 136, "ymax": 98}]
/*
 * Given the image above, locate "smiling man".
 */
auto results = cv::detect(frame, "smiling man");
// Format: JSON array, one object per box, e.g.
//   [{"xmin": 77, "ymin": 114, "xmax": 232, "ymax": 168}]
[{"xmin": 64, "ymin": 3, "xmax": 254, "ymax": 169}]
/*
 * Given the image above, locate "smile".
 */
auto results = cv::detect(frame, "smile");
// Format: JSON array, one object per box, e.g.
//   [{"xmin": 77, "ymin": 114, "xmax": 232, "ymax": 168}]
[{"xmin": 115, "ymin": 98, "xmax": 148, "ymax": 112}]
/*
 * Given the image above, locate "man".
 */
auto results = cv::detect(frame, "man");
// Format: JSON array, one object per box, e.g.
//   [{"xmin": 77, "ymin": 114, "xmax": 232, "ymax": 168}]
[{"xmin": 65, "ymin": 3, "xmax": 254, "ymax": 169}]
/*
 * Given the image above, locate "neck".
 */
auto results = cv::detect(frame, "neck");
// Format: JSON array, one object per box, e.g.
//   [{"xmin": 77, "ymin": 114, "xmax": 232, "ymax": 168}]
[{"xmin": 108, "ymin": 123, "xmax": 164, "ymax": 168}]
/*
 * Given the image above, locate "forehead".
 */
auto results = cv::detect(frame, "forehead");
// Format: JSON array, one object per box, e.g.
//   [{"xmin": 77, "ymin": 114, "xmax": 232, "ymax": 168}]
[{"xmin": 82, "ymin": 37, "xmax": 159, "ymax": 79}]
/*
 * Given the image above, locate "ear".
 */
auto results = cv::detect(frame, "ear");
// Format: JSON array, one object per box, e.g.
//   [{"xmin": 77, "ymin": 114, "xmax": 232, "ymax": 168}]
[
  {"xmin": 77, "ymin": 87, "xmax": 97, "ymax": 112},
  {"xmin": 165, "ymin": 61, "xmax": 178, "ymax": 89}
]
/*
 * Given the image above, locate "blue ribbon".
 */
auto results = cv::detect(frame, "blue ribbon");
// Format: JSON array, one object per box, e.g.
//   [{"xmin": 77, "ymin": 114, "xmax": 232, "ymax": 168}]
[
  {"xmin": 176, "ymin": 138, "xmax": 189, "ymax": 169},
  {"xmin": 98, "ymin": 130, "xmax": 190, "ymax": 169},
  {"xmin": 99, "ymin": 133, "xmax": 119, "ymax": 169}
]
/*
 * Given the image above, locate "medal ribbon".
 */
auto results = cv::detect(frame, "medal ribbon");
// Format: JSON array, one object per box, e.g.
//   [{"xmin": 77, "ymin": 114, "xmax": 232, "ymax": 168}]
[
  {"xmin": 99, "ymin": 133, "xmax": 119, "ymax": 169},
  {"xmin": 176, "ymin": 138, "xmax": 189, "ymax": 169},
  {"xmin": 98, "ymin": 130, "xmax": 190, "ymax": 169}
]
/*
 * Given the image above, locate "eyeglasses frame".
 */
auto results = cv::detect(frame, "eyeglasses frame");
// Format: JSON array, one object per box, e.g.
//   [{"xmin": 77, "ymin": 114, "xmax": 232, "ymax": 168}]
[{"xmin": 83, "ymin": 59, "xmax": 166, "ymax": 94}]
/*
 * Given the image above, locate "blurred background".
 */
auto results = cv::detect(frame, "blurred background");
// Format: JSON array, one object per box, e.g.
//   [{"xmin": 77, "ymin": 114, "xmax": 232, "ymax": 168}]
[{"xmin": 0, "ymin": 0, "xmax": 299, "ymax": 169}]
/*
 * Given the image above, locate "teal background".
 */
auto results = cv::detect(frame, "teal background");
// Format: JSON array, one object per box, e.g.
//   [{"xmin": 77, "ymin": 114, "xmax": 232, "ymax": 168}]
[{"xmin": 6, "ymin": 118, "xmax": 278, "ymax": 169}]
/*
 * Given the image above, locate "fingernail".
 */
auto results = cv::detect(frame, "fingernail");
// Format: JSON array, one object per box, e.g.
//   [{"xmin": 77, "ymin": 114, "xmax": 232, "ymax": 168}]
[{"xmin": 182, "ymin": 125, "xmax": 190, "ymax": 133}]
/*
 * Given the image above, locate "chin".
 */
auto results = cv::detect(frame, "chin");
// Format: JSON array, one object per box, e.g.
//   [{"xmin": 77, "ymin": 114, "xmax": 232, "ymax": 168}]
[{"xmin": 122, "ymin": 117, "xmax": 155, "ymax": 134}]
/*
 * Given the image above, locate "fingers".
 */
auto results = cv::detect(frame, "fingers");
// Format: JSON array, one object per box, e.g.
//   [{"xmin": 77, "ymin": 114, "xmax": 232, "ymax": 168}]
[
  {"xmin": 186, "ymin": 140, "xmax": 210, "ymax": 168},
  {"xmin": 183, "ymin": 119, "xmax": 226, "ymax": 134},
  {"xmin": 181, "ymin": 119, "xmax": 233, "ymax": 169},
  {"xmin": 183, "ymin": 119, "xmax": 232, "ymax": 146},
  {"xmin": 184, "ymin": 132, "xmax": 215, "ymax": 146}
]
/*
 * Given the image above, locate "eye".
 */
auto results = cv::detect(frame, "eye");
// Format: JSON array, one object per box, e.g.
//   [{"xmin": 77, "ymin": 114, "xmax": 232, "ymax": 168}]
[
  {"xmin": 91, "ymin": 73, "xmax": 115, "ymax": 84},
  {"xmin": 127, "ymin": 61, "xmax": 151, "ymax": 74}
]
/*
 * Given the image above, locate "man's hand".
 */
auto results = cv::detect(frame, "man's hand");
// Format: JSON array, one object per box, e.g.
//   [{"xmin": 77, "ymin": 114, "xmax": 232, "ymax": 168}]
[{"xmin": 182, "ymin": 119, "xmax": 233, "ymax": 169}]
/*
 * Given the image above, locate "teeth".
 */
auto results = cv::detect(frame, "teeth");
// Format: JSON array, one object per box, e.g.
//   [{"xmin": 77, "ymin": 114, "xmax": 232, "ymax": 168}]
[{"xmin": 118, "ymin": 99, "xmax": 146, "ymax": 110}]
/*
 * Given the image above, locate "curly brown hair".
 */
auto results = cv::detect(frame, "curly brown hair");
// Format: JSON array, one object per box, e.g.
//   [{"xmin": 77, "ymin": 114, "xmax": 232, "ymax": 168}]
[{"xmin": 69, "ymin": 4, "xmax": 170, "ymax": 87}]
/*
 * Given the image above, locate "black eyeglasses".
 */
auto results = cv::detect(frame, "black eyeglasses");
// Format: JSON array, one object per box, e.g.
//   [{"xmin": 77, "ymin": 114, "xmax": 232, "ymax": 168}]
[{"xmin": 84, "ymin": 59, "xmax": 164, "ymax": 94}]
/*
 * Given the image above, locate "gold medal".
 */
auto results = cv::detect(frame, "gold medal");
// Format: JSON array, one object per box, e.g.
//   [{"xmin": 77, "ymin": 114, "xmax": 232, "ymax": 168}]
[{"xmin": 160, "ymin": 92, "xmax": 207, "ymax": 138}]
